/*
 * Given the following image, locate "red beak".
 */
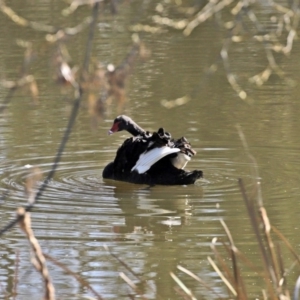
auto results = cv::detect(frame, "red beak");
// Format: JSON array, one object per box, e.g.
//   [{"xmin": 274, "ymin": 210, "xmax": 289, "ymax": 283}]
[{"xmin": 108, "ymin": 121, "xmax": 120, "ymax": 135}]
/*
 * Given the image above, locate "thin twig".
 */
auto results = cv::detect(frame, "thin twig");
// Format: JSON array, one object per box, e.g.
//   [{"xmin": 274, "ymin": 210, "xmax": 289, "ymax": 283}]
[
  {"xmin": 260, "ymin": 207, "xmax": 281, "ymax": 285},
  {"xmin": 82, "ymin": 2, "xmax": 99, "ymax": 79},
  {"xmin": 170, "ymin": 272, "xmax": 197, "ymax": 300},
  {"xmin": 17, "ymin": 208, "xmax": 55, "ymax": 300},
  {"xmin": 207, "ymin": 256, "xmax": 237, "ymax": 297},
  {"xmin": 210, "ymin": 239, "xmax": 235, "ymax": 288},
  {"xmin": 119, "ymin": 272, "xmax": 148, "ymax": 300},
  {"xmin": 276, "ymin": 242, "xmax": 286, "ymax": 288}
]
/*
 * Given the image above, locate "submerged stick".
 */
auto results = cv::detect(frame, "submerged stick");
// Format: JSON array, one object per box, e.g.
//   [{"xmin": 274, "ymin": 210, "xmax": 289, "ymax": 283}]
[
  {"xmin": 44, "ymin": 253, "xmax": 104, "ymax": 300},
  {"xmin": 105, "ymin": 245, "xmax": 163, "ymax": 300},
  {"xmin": 104, "ymin": 245, "xmax": 141, "ymax": 279},
  {"xmin": 12, "ymin": 249, "xmax": 19, "ymax": 300},
  {"xmin": 0, "ymin": 86, "xmax": 18, "ymax": 113}
]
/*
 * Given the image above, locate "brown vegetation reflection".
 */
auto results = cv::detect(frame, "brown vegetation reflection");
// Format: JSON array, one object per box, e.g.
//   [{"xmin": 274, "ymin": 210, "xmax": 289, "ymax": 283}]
[
  {"xmin": 86, "ymin": 35, "xmax": 150, "ymax": 128},
  {"xmin": 148, "ymin": 1, "xmax": 299, "ymax": 106}
]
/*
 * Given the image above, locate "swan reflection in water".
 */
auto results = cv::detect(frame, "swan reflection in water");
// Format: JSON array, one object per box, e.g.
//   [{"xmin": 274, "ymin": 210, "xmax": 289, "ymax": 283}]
[
  {"xmin": 101, "ymin": 180, "xmax": 204, "ymax": 241},
  {"xmin": 100, "ymin": 179, "xmax": 208, "ymax": 298}
]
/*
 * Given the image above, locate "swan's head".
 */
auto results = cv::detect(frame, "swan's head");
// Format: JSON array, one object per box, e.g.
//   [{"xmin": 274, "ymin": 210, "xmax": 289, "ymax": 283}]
[{"xmin": 108, "ymin": 115, "xmax": 133, "ymax": 135}]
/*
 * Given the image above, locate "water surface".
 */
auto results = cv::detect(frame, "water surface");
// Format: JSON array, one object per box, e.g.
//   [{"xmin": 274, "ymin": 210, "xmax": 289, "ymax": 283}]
[{"xmin": 0, "ymin": 1, "xmax": 300, "ymax": 299}]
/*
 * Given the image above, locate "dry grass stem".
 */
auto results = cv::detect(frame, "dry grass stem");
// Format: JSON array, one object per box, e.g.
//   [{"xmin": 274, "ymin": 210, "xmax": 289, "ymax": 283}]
[
  {"xmin": 45, "ymin": 17, "xmax": 93, "ymax": 43},
  {"xmin": 17, "ymin": 208, "xmax": 55, "ymax": 300},
  {"xmin": 221, "ymin": 239, "xmax": 263, "ymax": 276},
  {"xmin": 239, "ymin": 178, "xmax": 278, "ymax": 297},
  {"xmin": 210, "ymin": 240, "xmax": 236, "ymax": 287},
  {"xmin": 0, "ymin": 0, "xmax": 28, "ymax": 26},
  {"xmin": 219, "ymin": 219, "xmax": 247, "ymax": 299},
  {"xmin": 183, "ymin": 0, "xmax": 234, "ymax": 36},
  {"xmin": 152, "ymin": 15, "xmax": 188, "ymax": 30},
  {"xmin": 260, "ymin": 207, "xmax": 281, "ymax": 284},
  {"xmin": 161, "ymin": 95, "xmax": 191, "ymax": 109},
  {"xmin": 221, "ymin": 40, "xmax": 248, "ymax": 101},
  {"xmin": 236, "ymin": 124, "xmax": 263, "ymax": 206},
  {"xmin": 119, "ymin": 272, "xmax": 149, "ymax": 300},
  {"xmin": 236, "ymin": 126, "xmax": 299, "ymax": 298},
  {"xmin": 276, "ymin": 243, "xmax": 286, "ymax": 289},
  {"xmin": 62, "ymin": 0, "xmax": 103, "ymax": 16},
  {"xmin": 294, "ymin": 276, "xmax": 300, "ymax": 300},
  {"xmin": 271, "ymin": 226, "xmax": 300, "ymax": 266},
  {"xmin": 170, "ymin": 272, "xmax": 197, "ymax": 300},
  {"xmin": 25, "ymin": 167, "xmax": 42, "ymax": 204},
  {"xmin": 119, "ymin": 272, "xmax": 137, "ymax": 290},
  {"xmin": 0, "ymin": 0, "xmax": 55, "ymax": 32},
  {"xmin": 207, "ymin": 256, "xmax": 237, "ymax": 297},
  {"xmin": 177, "ymin": 265, "xmax": 223, "ymax": 299}
]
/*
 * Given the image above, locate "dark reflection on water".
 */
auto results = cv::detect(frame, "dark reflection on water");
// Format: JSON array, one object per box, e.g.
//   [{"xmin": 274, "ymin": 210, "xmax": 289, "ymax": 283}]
[{"xmin": 1, "ymin": 0, "xmax": 300, "ymax": 299}]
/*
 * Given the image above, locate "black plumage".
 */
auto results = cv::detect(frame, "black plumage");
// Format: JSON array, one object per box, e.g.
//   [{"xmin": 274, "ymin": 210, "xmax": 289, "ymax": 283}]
[{"xmin": 103, "ymin": 115, "xmax": 203, "ymax": 185}]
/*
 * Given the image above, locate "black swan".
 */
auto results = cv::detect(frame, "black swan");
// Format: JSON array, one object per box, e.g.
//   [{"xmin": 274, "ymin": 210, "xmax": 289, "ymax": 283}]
[{"xmin": 102, "ymin": 115, "xmax": 203, "ymax": 185}]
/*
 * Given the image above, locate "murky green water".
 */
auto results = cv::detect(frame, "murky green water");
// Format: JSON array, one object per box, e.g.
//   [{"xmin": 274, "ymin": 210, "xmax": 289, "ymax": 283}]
[{"xmin": 0, "ymin": 1, "xmax": 300, "ymax": 299}]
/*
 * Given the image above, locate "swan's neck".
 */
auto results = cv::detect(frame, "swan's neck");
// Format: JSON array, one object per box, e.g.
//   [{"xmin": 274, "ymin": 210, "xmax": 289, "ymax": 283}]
[{"xmin": 127, "ymin": 121, "xmax": 146, "ymax": 137}]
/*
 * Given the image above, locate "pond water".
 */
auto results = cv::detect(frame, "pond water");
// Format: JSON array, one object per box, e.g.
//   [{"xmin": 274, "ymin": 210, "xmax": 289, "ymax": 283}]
[{"xmin": 0, "ymin": 1, "xmax": 300, "ymax": 299}]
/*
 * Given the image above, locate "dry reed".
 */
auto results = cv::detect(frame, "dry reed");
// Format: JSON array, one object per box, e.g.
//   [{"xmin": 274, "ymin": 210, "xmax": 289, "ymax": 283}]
[{"xmin": 17, "ymin": 207, "xmax": 55, "ymax": 300}]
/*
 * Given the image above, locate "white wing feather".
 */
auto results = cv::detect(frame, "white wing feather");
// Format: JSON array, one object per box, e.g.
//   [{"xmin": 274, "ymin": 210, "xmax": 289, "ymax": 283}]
[{"xmin": 131, "ymin": 147, "xmax": 180, "ymax": 174}]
